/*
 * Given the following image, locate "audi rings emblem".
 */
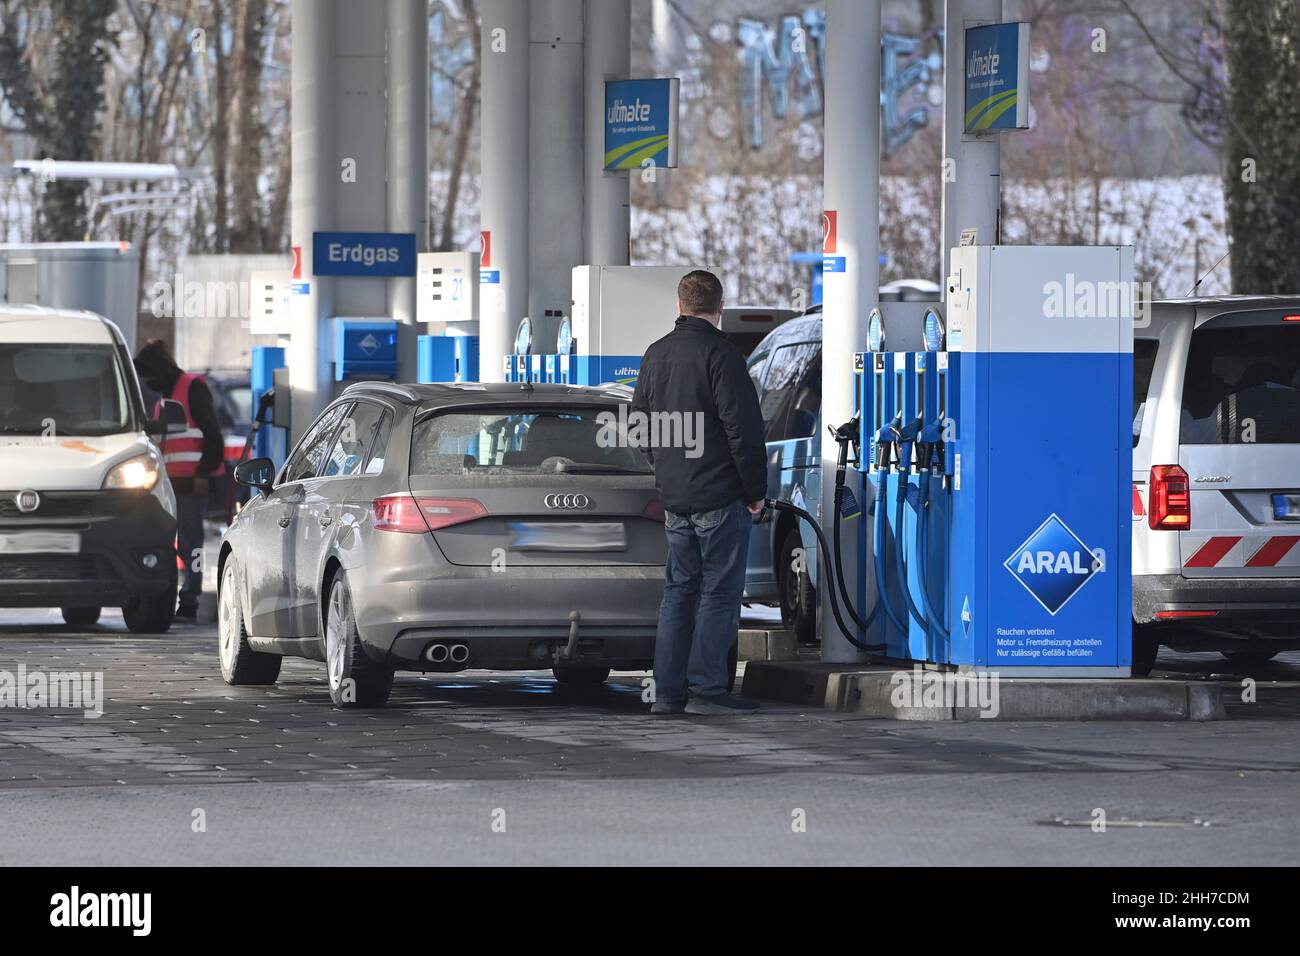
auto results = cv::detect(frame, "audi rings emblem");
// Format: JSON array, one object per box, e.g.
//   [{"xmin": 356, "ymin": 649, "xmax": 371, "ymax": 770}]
[
  {"xmin": 15, "ymin": 489, "xmax": 40, "ymax": 513},
  {"xmin": 544, "ymin": 493, "xmax": 590, "ymax": 510}
]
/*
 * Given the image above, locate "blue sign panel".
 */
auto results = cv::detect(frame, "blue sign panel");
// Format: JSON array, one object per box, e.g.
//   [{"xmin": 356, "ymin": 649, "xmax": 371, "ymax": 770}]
[
  {"xmin": 963, "ymin": 22, "xmax": 1030, "ymax": 132},
  {"xmin": 604, "ymin": 78, "xmax": 680, "ymax": 171},
  {"xmin": 313, "ymin": 232, "xmax": 416, "ymax": 277}
]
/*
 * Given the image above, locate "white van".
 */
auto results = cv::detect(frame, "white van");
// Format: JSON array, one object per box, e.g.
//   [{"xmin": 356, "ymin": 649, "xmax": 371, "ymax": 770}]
[
  {"xmin": 0, "ymin": 306, "xmax": 184, "ymax": 631},
  {"xmin": 1132, "ymin": 296, "xmax": 1300, "ymax": 673}
]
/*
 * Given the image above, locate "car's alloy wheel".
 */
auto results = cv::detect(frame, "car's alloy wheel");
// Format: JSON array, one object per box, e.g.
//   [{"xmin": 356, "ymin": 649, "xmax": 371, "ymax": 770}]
[
  {"xmin": 323, "ymin": 572, "xmax": 393, "ymax": 708},
  {"xmin": 218, "ymin": 561, "xmax": 281, "ymax": 685}
]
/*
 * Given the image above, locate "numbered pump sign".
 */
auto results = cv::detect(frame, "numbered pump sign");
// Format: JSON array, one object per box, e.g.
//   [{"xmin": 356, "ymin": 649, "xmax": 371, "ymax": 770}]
[
  {"xmin": 963, "ymin": 22, "xmax": 1031, "ymax": 133},
  {"xmin": 604, "ymin": 77, "xmax": 680, "ymax": 171}
]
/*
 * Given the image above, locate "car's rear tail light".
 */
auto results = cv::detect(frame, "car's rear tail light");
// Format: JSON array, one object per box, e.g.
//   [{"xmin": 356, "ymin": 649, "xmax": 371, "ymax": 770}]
[
  {"xmin": 1283, "ymin": 314, "xmax": 1300, "ymax": 322},
  {"xmin": 1155, "ymin": 610, "xmax": 1218, "ymax": 619},
  {"xmin": 1148, "ymin": 465, "xmax": 1190, "ymax": 530},
  {"xmin": 372, "ymin": 495, "xmax": 487, "ymax": 533},
  {"xmin": 642, "ymin": 499, "xmax": 666, "ymax": 523}
]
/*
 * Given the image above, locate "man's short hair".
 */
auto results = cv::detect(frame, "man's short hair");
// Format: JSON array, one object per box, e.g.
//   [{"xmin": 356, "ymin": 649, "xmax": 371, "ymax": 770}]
[{"xmin": 678, "ymin": 270, "xmax": 724, "ymax": 317}]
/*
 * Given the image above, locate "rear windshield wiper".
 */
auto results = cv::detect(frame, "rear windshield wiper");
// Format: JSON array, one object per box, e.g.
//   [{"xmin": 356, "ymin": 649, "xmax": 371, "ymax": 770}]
[{"xmin": 554, "ymin": 462, "xmax": 649, "ymax": 475}]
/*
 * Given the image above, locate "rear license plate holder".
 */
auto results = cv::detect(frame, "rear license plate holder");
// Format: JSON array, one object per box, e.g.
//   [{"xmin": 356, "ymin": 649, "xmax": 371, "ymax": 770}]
[
  {"xmin": 0, "ymin": 531, "xmax": 81, "ymax": 554},
  {"xmin": 1273, "ymin": 494, "xmax": 1300, "ymax": 521},
  {"xmin": 508, "ymin": 521, "xmax": 626, "ymax": 552}
]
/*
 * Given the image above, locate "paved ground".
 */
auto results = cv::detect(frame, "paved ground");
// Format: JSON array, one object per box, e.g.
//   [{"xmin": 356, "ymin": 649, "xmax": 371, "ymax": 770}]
[{"xmin": 1, "ymin": 605, "xmax": 1298, "ymax": 865}]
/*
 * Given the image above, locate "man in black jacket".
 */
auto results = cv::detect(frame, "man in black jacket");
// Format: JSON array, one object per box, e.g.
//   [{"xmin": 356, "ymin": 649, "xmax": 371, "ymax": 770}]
[{"xmin": 632, "ymin": 270, "xmax": 768, "ymax": 715}]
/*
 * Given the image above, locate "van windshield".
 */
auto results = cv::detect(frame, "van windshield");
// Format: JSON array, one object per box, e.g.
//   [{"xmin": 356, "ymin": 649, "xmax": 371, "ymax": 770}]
[
  {"xmin": 0, "ymin": 343, "xmax": 133, "ymax": 436},
  {"xmin": 1180, "ymin": 324, "xmax": 1300, "ymax": 444}
]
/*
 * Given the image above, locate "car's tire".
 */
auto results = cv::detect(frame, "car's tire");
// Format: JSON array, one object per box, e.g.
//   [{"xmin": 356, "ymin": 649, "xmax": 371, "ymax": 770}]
[
  {"xmin": 122, "ymin": 565, "xmax": 177, "ymax": 634},
  {"xmin": 1221, "ymin": 650, "xmax": 1278, "ymax": 665},
  {"xmin": 552, "ymin": 664, "xmax": 611, "ymax": 685},
  {"xmin": 218, "ymin": 561, "xmax": 281, "ymax": 685},
  {"xmin": 1132, "ymin": 625, "xmax": 1160, "ymax": 676},
  {"xmin": 60, "ymin": 607, "xmax": 100, "ymax": 629},
  {"xmin": 323, "ymin": 571, "xmax": 393, "ymax": 708},
  {"xmin": 778, "ymin": 527, "xmax": 817, "ymax": 644}
]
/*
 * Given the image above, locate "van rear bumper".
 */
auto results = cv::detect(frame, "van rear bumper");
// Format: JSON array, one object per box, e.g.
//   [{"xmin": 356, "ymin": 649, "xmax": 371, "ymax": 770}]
[{"xmin": 1135, "ymin": 572, "xmax": 1300, "ymax": 629}]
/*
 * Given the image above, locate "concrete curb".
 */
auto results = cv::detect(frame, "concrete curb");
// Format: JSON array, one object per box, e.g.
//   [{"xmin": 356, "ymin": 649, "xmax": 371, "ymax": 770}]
[
  {"xmin": 737, "ymin": 628, "xmax": 798, "ymax": 662},
  {"xmin": 742, "ymin": 661, "xmax": 1228, "ymax": 721}
]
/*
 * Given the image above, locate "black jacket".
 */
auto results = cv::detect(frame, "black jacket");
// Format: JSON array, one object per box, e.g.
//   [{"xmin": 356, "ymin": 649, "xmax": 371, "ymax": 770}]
[{"xmin": 632, "ymin": 315, "xmax": 768, "ymax": 514}]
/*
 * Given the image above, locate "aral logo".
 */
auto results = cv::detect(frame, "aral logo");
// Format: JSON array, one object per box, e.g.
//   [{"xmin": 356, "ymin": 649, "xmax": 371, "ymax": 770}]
[{"xmin": 1004, "ymin": 514, "xmax": 1104, "ymax": 615}]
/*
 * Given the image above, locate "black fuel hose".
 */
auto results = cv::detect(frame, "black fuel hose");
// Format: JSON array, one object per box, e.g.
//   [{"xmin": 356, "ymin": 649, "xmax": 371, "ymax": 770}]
[{"xmin": 765, "ymin": 497, "xmax": 886, "ymax": 653}]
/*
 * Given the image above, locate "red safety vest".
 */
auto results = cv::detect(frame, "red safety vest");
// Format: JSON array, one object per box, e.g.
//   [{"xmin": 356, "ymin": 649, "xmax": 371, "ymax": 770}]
[{"xmin": 158, "ymin": 372, "xmax": 223, "ymax": 478}]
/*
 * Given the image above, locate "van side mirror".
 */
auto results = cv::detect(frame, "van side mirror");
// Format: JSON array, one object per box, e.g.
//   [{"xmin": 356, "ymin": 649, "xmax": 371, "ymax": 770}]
[
  {"xmin": 234, "ymin": 457, "xmax": 275, "ymax": 494},
  {"xmin": 148, "ymin": 399, "xmax": 188, "ymax": 438}
]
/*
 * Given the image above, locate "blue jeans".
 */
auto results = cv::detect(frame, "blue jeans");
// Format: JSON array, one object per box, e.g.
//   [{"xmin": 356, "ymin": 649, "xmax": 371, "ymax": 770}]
[{"xmin": 654, "ymin": 499, "xmax": 752, "ymax": 701}]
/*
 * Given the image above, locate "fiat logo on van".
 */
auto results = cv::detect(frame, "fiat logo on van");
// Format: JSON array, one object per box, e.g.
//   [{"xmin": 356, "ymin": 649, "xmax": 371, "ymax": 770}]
[
  {"xmin": 544, "ymin": 494, "xmax": 590, "ymax": 510},
  {"xmin": 15, "ymin": 489, "xmax": 40, "ymax": 513}
]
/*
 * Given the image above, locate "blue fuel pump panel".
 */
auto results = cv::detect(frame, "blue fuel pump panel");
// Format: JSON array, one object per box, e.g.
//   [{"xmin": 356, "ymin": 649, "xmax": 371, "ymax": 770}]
[
  {"xmin": 333, "ymin": 319, "xmax": 398, "ymax": 382},
  {"xmin": 944, "ymin": 245, "xmax": 1134, "ymax": 674}
]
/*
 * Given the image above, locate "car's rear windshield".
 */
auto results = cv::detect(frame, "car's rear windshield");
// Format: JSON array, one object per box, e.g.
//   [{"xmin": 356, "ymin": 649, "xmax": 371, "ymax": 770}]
[
  {"xmin": 0, "ymin": 342, "xmax": 133, "ymax": 436},
  {"xmin": 410, "ymin": 405, "xmax": 652, "ymax": 476},
  {"xmin": 1180, "ymin": 323, "xmax": 1300, "ymax": 444}
]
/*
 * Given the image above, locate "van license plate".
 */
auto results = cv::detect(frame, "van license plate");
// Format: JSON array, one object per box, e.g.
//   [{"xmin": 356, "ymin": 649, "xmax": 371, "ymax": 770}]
[
  {"xmin": 508, "ymin": 522, "xmax": 626, "ymax": 552},
  {"xmin": 0, "ymin": 531, "xmax": 81, "ymax": 554},
  {"xmin": 1273, "ymin": 495, "xmax": 1300, "ymax": 521}
]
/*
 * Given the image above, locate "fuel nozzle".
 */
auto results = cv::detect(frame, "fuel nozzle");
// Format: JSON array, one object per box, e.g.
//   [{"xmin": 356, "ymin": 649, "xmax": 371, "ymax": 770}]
[
  {"xmin": 916, "ymin": 418, "xmax": 945, "ymax": 471},
  {"xmin": 874, "ymin": 413, "xmax": 901, "ymax": 471},
  {"xmin": 828, "ymin": 416, "xmax": 861, "ymax": 469},
  {"xmin": 891, "ymin": 415, "xmax": 923, "ymax": 476}
]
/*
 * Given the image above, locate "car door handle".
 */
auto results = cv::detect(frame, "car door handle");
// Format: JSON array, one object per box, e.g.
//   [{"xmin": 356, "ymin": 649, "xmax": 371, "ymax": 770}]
[
  {"xmin": 319, "ymin": 514, "xmax": 334, "ymax": 527},
  {"xmin": 278, "ymin": 515, "xmax": 291, "ymax": 528}
]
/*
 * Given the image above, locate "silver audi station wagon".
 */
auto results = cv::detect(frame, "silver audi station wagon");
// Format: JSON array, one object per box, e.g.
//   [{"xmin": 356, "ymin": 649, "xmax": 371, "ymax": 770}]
[{"xmin": 218, "ymin": 382, "xmax": 668, "ymax": 707}]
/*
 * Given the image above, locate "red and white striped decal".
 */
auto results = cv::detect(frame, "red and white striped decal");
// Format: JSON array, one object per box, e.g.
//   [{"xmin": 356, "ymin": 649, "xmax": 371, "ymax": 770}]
[
  {"xmin": 1245, "ymin": 535, "xmax": 1300, "ymax": 568},
  {"xmin": 1184, "ymin": 534, "xmax": 1300, "ymax": 569},
  {"xmin": 1184, "ymin": 536, "xmax": 1240, "ymax": 568}
]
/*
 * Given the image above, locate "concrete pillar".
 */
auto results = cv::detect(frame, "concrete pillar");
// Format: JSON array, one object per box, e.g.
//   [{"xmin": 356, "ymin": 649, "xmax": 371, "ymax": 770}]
[
  {"xmin": 479, "ymin": 0, "xmax": 530, "ymax": 381},
  {"xmin": 386, "ymin": 0, "xmax": 429, "ymax": 383},
  {"xmin": 819, "ymin": 0, "xmax": 881, "ymax": 662},
  {"xmin": 527, "ymin": 0, "xmax": 584, "ymax": 354},
  {"xmin": 584, "ymin": 0, "xmax": 631, "ymax": 267},
  {"xmin": 941, "ymin": 0, "xmax": 1002, "ymax": 279},
  {"xmin": 289, "ymin": 0, "xmax": 337, "ymax": 441}
]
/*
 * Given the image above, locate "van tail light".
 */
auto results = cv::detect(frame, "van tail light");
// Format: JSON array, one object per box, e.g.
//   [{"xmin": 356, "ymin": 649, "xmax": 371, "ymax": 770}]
[
  {"xmin": 643, "ymin": 499, "xmax": 666, "ymax": 523},
  {"xmin": 372, "ymin": 495, "xmax": 487, "ymax": 533},
  {"xmin": 1155, "ymin": 610, "xmax": 1218, "ymax": 619},
  {"xmin": 1148, "ymin": 465, "xmax": 1191, "ymax": 530}
]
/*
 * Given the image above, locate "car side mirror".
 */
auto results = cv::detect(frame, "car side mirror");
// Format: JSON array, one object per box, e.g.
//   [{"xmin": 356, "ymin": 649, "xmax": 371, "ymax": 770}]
[
  {"xmin": 234, "ymin": 457, "xmax": 275, "ymax": 494},
  {"xmin": 148, "ymin": 399, "xmax": 188, "ymax": 438}
]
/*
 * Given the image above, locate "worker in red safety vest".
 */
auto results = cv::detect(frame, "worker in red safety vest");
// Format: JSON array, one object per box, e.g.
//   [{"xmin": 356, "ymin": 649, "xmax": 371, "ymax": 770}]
[{"xmin": 134, "ymin": 339, "xmax": 225, "ymax": 621}]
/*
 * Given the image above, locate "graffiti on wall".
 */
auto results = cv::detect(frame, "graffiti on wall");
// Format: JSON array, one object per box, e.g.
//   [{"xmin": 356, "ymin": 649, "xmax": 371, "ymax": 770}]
[{"xmin": 736, "ymin": 9, "xmax": 944, "ymax": 155}]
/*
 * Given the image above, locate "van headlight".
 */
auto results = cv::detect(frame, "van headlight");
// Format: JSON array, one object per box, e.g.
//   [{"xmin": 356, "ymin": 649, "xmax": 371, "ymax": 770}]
[{"xmin": 103, "ymin": 453, "xmax": 161, "ymax": 491}]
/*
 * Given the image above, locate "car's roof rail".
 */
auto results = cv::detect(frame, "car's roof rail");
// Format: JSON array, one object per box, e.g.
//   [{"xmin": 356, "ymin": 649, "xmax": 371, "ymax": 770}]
[{"xmin": 341, "ymin": 381, "xmax": 421, "ymax": 403}]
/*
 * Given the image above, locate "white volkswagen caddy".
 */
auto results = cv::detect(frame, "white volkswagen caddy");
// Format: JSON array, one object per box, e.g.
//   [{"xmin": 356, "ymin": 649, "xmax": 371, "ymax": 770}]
[
  {"xmin": 1132, "ymin": 296, "xmax": 1300, "ymax": 673},
  {"xmin": 0, "ymin": 306, "xmax": 184, "ymax": 631}
]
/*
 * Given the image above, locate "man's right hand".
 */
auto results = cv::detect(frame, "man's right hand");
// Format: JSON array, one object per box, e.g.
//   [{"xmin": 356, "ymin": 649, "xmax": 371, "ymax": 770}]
[{"xmin": 747, "ymin": 499, "xmax": 765, "ymax": 516}]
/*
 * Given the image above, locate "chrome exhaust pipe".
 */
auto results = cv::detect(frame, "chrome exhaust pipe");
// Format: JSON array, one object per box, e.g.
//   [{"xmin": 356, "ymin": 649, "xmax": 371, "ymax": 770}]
[
  {"xmin": 449, "ymin": 643, "xmax": 469, "ymax": 664},
  {"xmin": 425, "ymin": 643, "xmax": 450, "ymax": 663}
]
